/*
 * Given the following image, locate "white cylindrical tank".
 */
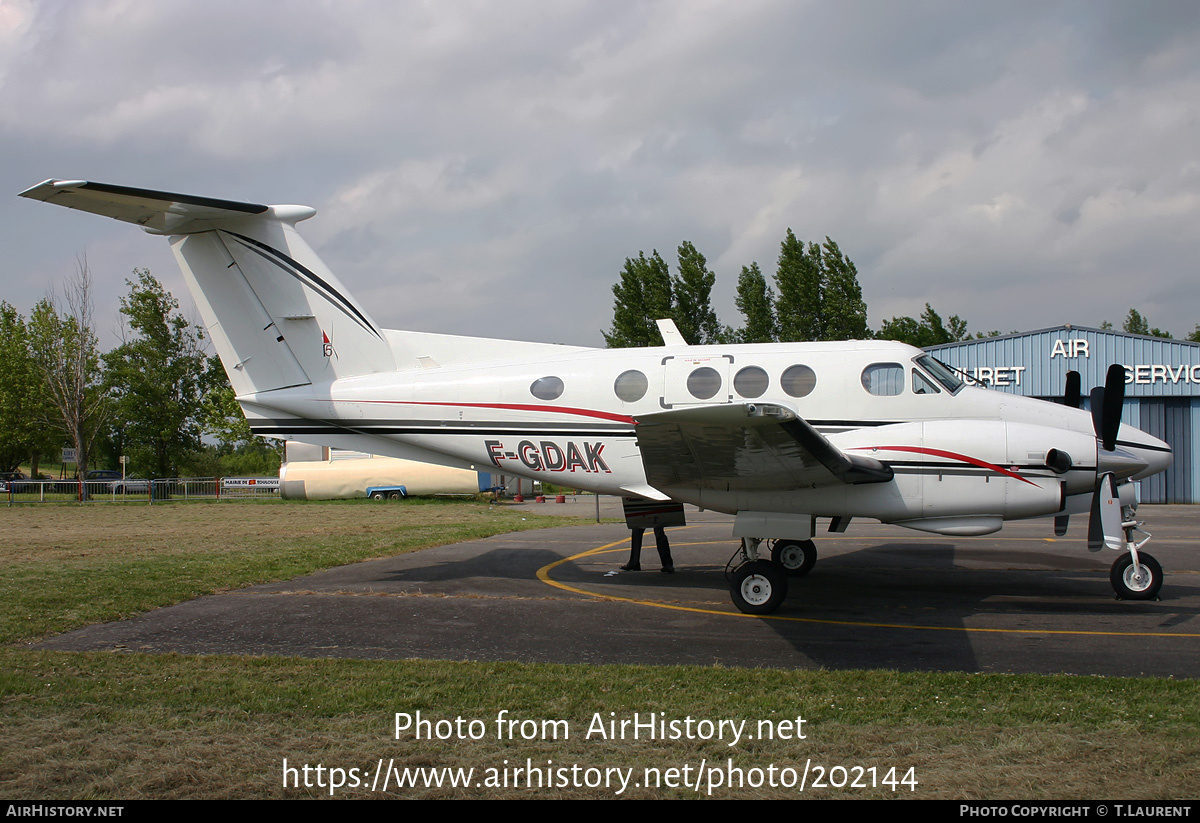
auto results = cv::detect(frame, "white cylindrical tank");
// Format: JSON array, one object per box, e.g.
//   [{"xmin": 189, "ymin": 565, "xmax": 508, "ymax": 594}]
[{"xmin": 279, "ymin": 443, "xmax": 492, "ymax": 500}]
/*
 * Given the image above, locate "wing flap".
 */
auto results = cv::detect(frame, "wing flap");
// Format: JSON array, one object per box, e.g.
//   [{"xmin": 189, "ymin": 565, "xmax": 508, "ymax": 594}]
[{"xmin": 634, "ymin": 403, "xmax": 892, "ymax": 492}]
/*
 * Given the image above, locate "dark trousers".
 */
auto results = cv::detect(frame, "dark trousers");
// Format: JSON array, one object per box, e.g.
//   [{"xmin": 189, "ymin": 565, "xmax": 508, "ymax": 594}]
[{"xmin": 629, "ymin": 525, "xmax": 672, "ymax": 568}]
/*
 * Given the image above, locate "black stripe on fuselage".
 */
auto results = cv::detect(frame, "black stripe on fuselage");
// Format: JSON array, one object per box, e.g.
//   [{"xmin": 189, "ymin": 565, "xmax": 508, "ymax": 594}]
[
  {"xmin": 249, "ymin": 419, "xmax": 637, "ymax": 438},
  {"xmin": 1114, "ymin": 438, "xmax": 1171, "ymax": 453}
]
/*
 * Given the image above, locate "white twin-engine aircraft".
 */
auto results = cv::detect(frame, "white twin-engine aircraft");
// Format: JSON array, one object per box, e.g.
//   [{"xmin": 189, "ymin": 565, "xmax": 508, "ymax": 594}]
[{"xmin": 21, "ymin": 180, "xmax": 1174, "ymax": 614}]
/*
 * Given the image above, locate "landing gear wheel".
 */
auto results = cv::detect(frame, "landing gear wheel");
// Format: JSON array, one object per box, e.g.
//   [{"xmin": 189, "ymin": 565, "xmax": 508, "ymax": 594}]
[
  {"xmin": 771, "ymin": 539, "xmax": 817, "ymax": 577},
  {"xmin": 1110, "ymin": 553, "xmax": 1163, "ymax": 600},
  {"xmin": 370, "ymin": 491, "xmax": 386, "ymax": 501},
  {"xmin": 730, "ymin": 561, "xmax": 788, "ymax": 615}
]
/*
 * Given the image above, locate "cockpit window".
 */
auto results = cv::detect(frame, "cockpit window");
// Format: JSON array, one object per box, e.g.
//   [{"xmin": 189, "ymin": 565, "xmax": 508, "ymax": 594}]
[
  {"xmin": 915, "ymin": 355, "xmax": 965, "ymax": 393},
  {"xmin": 912, "ymin": 369, "xmax": 940, "ymax": 395},
  {"xmin": 862, "ymin": 363, "xmax": 904, "ymax": 396}
]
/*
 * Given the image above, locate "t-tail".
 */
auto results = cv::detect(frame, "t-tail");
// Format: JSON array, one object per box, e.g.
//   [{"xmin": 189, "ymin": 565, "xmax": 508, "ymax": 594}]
[{"xmin": 19, "ymin": 180, "xmax": 396, "ymax": 397}]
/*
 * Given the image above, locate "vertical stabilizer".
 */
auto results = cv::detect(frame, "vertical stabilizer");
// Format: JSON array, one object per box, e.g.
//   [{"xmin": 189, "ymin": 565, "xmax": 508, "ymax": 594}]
[{"xmin": 19, "ymin": 180, "xmax": 396, "ymax": 396}]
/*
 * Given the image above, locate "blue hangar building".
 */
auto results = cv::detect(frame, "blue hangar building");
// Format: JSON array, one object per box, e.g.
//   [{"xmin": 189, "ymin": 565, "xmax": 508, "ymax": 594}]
[{"xmin": 925, "ymin": 325, "xmax": 1200, "ymax": 504}]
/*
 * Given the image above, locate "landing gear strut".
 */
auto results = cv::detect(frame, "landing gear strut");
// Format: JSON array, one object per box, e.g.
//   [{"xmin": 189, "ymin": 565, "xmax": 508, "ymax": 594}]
[{"xmin": 1108, "ymin": 505, "xmax": 1162, "ymax": 601}]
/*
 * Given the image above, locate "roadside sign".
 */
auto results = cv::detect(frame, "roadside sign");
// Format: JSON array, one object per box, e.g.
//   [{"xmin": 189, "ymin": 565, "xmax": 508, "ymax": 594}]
[{"xmin": 221, "ymin": 477, "xmax": 281, "ymax": 489}]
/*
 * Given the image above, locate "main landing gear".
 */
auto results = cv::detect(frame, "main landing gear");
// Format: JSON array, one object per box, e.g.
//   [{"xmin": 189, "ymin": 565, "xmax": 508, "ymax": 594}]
[{"xmin": 727, "ymin": 538, "xmax": 819, "ymax": 614}]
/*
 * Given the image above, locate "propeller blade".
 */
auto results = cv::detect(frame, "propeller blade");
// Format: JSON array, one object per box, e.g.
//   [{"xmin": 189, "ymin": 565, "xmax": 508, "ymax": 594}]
[
  {"xmin": 1101, "ymin": 363, "xmax": 1125, "ymax": 451},
  {"xmin": 1090, "ymin": 386, "xmax": 1106, "ymax": 442},
  {"xmin": 1054, "ymin": 515, "xmax": 1069, "ymax": 537},
  {"xmin": 1087, "ymin": 484, "xmax": 1103, "ymax": 550},
  {"xmin": 1064, "ymin": 371, "xmax": 1081, "ymax": 408}
]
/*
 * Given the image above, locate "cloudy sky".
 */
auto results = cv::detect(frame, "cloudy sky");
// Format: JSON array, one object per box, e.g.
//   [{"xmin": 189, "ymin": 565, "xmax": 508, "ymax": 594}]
[{"xmin": 3, "ymin": 0, "xmax": 1199, "ymax": 349}]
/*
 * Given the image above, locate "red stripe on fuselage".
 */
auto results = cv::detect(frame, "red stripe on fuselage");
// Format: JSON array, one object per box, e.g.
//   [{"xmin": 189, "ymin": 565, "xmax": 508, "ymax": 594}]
[
  {"xmin": 345, "ymin": 400, "xmax": 636, "ymax": 425},
  {"xmin": 851, "ymin": 445, "xmax": 1038, "ymax": 486}
]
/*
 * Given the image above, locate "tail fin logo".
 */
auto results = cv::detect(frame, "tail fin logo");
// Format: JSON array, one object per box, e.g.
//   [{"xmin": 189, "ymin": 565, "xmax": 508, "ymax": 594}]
[{"xmin": 322, "ymin": 330, "xmax": 335, "ymax": 359}]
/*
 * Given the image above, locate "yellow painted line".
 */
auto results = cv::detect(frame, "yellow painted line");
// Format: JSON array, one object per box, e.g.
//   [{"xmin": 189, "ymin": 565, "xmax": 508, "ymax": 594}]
[{"xmin": 535, "ymin": 538, "xmax": 1200, "ymax": 638}]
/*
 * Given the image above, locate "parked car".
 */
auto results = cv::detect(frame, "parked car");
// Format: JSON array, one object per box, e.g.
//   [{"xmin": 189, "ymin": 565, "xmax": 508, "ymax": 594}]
[
  {"xmin": 0, "ymin": 471, "xmax": 33, "ymax": 494},
  {"xmin": 86, "ymin": 470, "xmax": 151, "ymax": 495}
]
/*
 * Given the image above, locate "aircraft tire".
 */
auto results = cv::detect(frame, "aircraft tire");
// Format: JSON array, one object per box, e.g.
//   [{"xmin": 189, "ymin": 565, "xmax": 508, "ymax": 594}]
[
  {"xmin": 1110, "ymin": 553, "xmax": 1163, "ymax": 600},
  {"xmin": 370, "ymin": 491, "xmax": 386, "ymax": 500},
  {"xmin": 730, "ymin": 561, "xmax": 787, "ymax": 615},
  {"xmin": 771, "ymin": 539, "xmax": 816, "ymax": 577}
]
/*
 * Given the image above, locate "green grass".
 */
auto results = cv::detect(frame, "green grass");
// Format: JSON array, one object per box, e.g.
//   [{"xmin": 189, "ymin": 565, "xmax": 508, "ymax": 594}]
[{"xmin": 1, "ymin": 501, "xmax": 1198, "ymax": 798}]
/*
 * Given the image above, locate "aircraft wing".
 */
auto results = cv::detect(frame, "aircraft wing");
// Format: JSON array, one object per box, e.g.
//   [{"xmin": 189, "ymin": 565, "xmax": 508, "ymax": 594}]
[{"xmin": 634, "ymin": 403, "xmax": 893, "ymax": 492}]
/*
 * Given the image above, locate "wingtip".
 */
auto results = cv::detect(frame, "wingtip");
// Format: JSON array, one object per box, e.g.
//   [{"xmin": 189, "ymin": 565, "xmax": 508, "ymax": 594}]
[{"xmin": 18, "ymin": 179, "xmax": 87, "ymax": 199}]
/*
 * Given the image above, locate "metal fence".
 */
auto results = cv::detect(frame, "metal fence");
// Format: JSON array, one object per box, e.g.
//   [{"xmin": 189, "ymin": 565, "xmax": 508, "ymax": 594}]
[{"xmin": 3, "ymin": 477, "xmax": 281, "ymax": 504}]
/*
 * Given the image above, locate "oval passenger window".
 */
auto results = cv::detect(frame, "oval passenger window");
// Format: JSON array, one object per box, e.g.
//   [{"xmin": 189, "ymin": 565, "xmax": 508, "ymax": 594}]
[
  {"xmin": 613, "ymin": 370, "xmax": 648, "ymax": 402},
  {"xmin": 530, "ymin": 376, "xmax": 564, "ymax": 401},
  {"xmin": 734, "ymin": 366, "xmax": 769, "ymax": 398},
  {"xmin": 687, "ymin": 367, "xmax": 722, "ymax": 400},
  {"xmin": 780, "ymin": 364, "xmax": 816, "ymax": 398}
]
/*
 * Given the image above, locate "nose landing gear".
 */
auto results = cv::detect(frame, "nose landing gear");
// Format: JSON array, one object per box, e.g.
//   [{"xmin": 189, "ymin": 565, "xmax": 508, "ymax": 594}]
[{"xmin": 1108, "ymin": 510, "xmax": 1162, "ymax": 601}]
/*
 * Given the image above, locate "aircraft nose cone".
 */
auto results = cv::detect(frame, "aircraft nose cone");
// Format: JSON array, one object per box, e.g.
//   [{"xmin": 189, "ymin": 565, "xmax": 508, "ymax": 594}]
[
  {"xmin": 1097, "ymin": 447, "xmax": 1150, "ymax": 480},
  {"xmin": 1128, "ymin": 431, "xmax": 1173, "ymax": 480}
]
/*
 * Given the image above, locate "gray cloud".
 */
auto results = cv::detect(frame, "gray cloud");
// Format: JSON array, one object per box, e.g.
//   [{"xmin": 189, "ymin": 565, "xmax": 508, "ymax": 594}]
[{"xmin": 4, "ymin": 0, "xmax": 1200, "ymax": 348}]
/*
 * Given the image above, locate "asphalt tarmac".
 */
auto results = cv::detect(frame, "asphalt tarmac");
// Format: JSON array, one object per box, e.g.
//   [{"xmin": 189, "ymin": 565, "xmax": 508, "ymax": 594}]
[{"xmin": 37, "ymin": 500, "xmax": 1200, "ymax": 677}]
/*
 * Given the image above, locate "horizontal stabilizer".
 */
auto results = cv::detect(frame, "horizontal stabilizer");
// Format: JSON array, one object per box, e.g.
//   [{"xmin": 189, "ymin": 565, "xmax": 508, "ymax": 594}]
[{"xmin": 18, "ymin": 179, "xmax": 289, "ymax": 235}]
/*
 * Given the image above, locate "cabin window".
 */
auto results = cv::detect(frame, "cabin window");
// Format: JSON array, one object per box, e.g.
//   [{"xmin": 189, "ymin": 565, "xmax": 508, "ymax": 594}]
[
  {"xmin": 530, "ymin": 376, "xmax": 564, "ymax": 401},
  {"xmin": 613, "ymin": 370, "xmax": 648, "ymax": 402},
  {"xmin": 687, "ymin": 366, "xmax": 722, "ymax": 400},
  {"xmin": 780, "ymin": 364, "xmax": 817, "ymax": 398},
  {"xmin": 862, "ymin": 363, "xmax": 904, "ymax": 396},
  {"xmin": 733, "ymin": 366, "xmax": 769, "ymax": 398},
  {"xmin": 912, "ymin": 370, "xmax": 940, "ymax": 395}
]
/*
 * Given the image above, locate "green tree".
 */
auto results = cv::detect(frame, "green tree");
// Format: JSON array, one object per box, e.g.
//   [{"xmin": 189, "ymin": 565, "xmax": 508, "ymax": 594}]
[
  {"xmin": 772, "ymin": 231, "xmax": 869, "ymax": 342},
  {"xmin": 1187, "ymin": 325, "xmax": 1200, "ymax": 343},
  {"xmin": 819, "ymin": 237, "xmax": 869, "ymax": 340},
  {"xmin": 734, "ymin": 262, "xmax": 778, "ymax": 343},
  {"xmin": 0, "ymin": 303, "xmax": 57, "ymax": 473},
  {"xmin": 603, "ymin": 250, "xmax": 673, "ymax": 347},
  {"xmin": 671, "ymin": 241, "xmax": 725, "ymax": 345},
  {"xmin": 774, "ymin": 230, "xmax": 823, "ymax": 342},
  {"xmin": 27, "ymin": 263, "xmax": 107, "ymax": 481},
  {"xmin": 876, "ymin": 304, "xmax": 971, "ymax": 347},
  {"xmin": 103, "ymin": 269, "xmax": 208, "ymax": 477},
  {"xmin": 1122, "ymin": 308, "xmax": 1172, "ymax": 339}
]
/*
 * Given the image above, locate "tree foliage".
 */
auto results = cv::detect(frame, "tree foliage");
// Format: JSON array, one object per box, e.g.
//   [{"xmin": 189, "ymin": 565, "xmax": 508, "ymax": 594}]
[
  {"xmin": 773, "ymin": 230, "xmax": 823, "ymax": 342},
  {"xmin": 772, "ymin": 232, "xmax": 869, "ymax": 342},
  {"xmin": 1122, "ymin": 308, "xmax": 1172, "ymax": 339},
  {"xmin": 734, "ymin": 263, "xmax": 778, "ymax": 344},
  {"xmin": 603, "ymin": 251, "xmax": 673, "ymax": 347},
  {"xmin": 604, "ymin": 229, "xmax": 869, "ymax": 346},
  {"xmin": 0, "ymin": 303, "xmax": 57, "ymax": 473},
  {"xmin": 27, "ymin": 262, "xmax": 107, "ymax": 480},
  {"xmin": 818, "ymin": 237, "xmax": 869, "ymax": 340},
  {"xmin": 103, "ymin": 269, "xmax": 208, "ymax": 477},
  {"xmin": 876, "ymin": 304, "xmax": 970, "ymax": 347},
  {"xmin": 672, "ymin": 241, "xmax": 727, "ymax": 345}
]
